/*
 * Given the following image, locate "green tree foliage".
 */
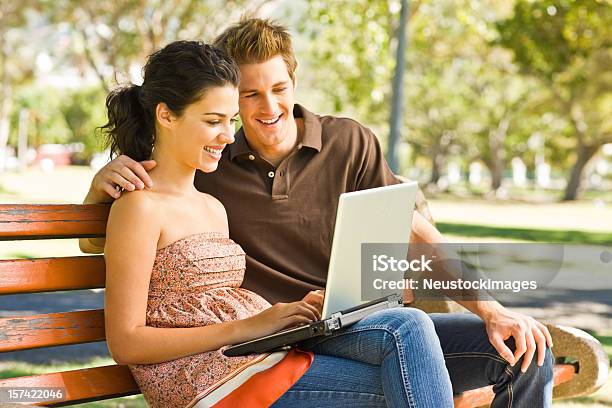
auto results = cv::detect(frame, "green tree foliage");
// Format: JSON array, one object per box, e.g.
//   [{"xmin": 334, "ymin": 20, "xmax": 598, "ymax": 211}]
[
  {"xmin": 304, "ymin": 0, "xmax": 610, "ymax": 198},
  {"xmin": 59, "ymin": 87, "xmax": 107, "ymax": 162},
  {"xmin": 299, "ymin": 0, "xmax": 406, "ymax": 126},
  {"xmin": 9, "ymin": 86, "xmax": 72, "ymax": 147},
  {"xmin": 0, "ymin": 0, "xmax": 37, "ymax": 171},
  {"xmin": 41, "ymin": 0, "xmax": 266, "ymax": 91},
  {"xmin": 405, "ymin": 0, "xmax": 531, "ymax": 191},
  {"xmin": 303, "ymin": 0, "xmax": 539, "ymax": 192},
  {"xmin": 495, "ymin": 0, "xmax": 612, "ymax": 200},
  {"xmin": 5, "ymin": 0, "xmax": 271, "ymax": 163},
  {"xmin": 9, "ymin": 85, "xmax": 107, "ymax": 162}
]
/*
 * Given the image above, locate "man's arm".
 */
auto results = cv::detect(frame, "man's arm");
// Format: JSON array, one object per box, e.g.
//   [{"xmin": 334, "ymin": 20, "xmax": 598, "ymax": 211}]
[
  {"xmin": 410, "ymin": 212, "xmax": 553, "ymax": 372},
  {"xmin": 79, "ymin": 155, "xmax": 156, "ymax": 254}
]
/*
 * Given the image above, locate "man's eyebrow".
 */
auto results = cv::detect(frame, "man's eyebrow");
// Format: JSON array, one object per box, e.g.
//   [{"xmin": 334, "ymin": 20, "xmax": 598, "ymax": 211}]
[{"xmin": 240, "ymin": 81, "xmax": 290, "ymax": 93}]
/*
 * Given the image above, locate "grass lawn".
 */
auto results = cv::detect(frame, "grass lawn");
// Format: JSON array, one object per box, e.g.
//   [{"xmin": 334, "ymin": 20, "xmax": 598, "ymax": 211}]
[
  {"xmin": 1, "ymin": 166, "xmax": 611, "ymax": 406},
  {"xmin": 437, "ymin": 222, "xmax": 612, "ymax": 245}
]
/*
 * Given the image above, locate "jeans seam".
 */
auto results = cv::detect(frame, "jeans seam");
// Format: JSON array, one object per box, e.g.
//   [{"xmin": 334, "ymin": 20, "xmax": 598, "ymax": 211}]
[
  {"xmin": 282, "ymin": 390, "xmax": 385, "ymax": 400},
  {"xmin": 504, "ymin": 366, "xmax": 514, "ymax": 408},
  {"xmin": 444, "ymin": 351, "xmax": 508, "ymax": 365},
  {"xmin": 389, "ymin": 326, "xmax": 418, "ymax": 408}
]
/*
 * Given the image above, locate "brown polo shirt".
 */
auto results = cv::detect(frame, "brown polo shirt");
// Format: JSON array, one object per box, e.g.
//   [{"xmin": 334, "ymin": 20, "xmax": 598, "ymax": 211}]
[{"xmin": 194, "ymin": 104, "xmax": 400, "ymax": 303}]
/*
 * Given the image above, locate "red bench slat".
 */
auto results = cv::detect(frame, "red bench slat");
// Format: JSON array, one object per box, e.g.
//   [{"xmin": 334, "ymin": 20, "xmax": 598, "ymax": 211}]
[
  {"xmin": 0, "ymin": 204, "xmax": 110, "ymax": 240},
  {"xmin": 0, "ymin": 256, "xmax": 105, "ymax": 294},
  {"xmin": 0, "ymin": 365, "xmax": 139, "ymax": 406},
  {"xmin": 0, "ymin": 309, "xmax": 105, "ymax": 352}
]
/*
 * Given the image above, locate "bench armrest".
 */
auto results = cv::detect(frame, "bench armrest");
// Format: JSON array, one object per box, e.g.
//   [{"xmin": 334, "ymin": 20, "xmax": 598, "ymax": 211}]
[{"xmin": 548, "ymin": 324, "xmax": 609, "ymax": 399}]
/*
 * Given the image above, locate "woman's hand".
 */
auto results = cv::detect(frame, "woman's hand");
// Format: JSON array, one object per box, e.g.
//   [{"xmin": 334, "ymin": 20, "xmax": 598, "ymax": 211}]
[
  {"xmin": 302, "ymin": 290, "xmax": 325, "ymax": 315},
  {"xmin": 244, "ymin": 301, "xmax": 321, "ymax": 339}
]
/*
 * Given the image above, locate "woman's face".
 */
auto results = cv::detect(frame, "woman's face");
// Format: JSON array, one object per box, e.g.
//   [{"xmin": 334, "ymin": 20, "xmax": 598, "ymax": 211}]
[{"xmin": 170, "ymin": 85, "xmax": 239, "ymax": 173}]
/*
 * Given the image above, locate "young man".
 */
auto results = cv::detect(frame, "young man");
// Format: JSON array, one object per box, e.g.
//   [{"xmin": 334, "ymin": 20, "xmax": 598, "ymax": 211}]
[{"xmin": 83, "ymin": 18, "xmax": 554, "ymax": 407}]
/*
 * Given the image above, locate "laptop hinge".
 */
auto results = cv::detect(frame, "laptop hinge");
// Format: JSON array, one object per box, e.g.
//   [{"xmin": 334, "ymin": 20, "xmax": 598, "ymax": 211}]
[{"xmin": 327, "ymin": 315, "xmax": 342, "ymax": 331}]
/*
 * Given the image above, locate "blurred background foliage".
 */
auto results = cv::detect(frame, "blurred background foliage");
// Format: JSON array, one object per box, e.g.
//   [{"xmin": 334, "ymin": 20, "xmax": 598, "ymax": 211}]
[
  {"xmin": 0, "ymin": 0, "xmax": 610, "ymax": 201},
  {"xmin": 302, "ymin": 0, "xmax": 611, "ymax": 200}
]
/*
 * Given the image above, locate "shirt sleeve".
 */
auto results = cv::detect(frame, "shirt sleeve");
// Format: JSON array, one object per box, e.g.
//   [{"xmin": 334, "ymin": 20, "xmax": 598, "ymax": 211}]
[{"xmin": 355, "ymin": 127, "xmax": 402, "ymax": 190}]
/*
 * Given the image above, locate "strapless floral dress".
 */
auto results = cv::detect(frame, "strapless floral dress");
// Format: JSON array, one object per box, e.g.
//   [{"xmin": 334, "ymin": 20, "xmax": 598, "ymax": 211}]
[{"xmin": 128, "ymin": 232, "xmax": 312, "ymax": 408}]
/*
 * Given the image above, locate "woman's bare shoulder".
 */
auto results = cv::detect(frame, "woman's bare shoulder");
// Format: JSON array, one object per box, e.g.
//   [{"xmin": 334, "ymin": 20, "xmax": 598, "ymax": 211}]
[
  {"xmin": 197, "ymin": 192, "xmax": 229, "ymax": 229},
  {"xmin": 108, "ymin": 189, "xmax": 162, "ymax": 231},
  {"xmin": 201, "ymin": 193, "xmax": 226, "ymax": 212}
]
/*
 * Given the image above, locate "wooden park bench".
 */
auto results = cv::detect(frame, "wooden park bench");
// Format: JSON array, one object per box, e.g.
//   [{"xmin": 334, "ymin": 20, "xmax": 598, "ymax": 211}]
[{"xmin": 0, "ymin": 203, "xmax": 608, "ymax": 407}]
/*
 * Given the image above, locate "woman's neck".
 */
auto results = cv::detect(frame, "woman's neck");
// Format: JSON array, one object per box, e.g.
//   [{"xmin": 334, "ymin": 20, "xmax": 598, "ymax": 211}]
[{"xmin": 149, "ymin": 151, "xmax": 197, "ymax": 196}]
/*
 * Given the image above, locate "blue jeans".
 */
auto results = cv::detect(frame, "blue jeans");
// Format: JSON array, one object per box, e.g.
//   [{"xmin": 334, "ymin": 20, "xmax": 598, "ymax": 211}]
[
  {"xmin": 272, "ymin": 308, "xmax": 553, "ymax": 408},
  {"xmin": 431, "ymin": 312, "xmax": 553, "ymax": 408},
  {"xmin": 273, "ymin": 307, "xmax": 453, "ymax": 407}
]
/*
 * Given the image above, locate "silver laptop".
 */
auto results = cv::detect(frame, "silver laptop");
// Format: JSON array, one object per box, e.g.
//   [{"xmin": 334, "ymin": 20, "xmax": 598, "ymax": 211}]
[
  {"xmin": 223, "ymin": 181, "xmax": 418, "ymax": 357},
  {"xmin": 322, "ymin": 181, "xmax": 418, "ymax": 317}
]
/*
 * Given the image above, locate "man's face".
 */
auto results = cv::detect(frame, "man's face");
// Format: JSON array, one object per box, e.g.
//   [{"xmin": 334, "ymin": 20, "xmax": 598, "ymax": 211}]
[{"xmin": 237, "ymin": 56, "xmax": 296, "ymax": 151}]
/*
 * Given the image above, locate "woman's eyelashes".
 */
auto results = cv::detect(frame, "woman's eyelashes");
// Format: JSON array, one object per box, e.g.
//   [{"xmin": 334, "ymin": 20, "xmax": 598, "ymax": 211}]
[{"xmin": 206, "ymin": 118, "xmax": 238, "ymax": 126}]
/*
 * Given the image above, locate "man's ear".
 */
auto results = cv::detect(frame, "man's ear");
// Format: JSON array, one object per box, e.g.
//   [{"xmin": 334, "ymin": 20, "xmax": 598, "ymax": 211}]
[
  {"xmin": 292, "ymin": 74, "xmax": 298, "ymax": 91},
  {"xmin": 155, "ymin": 102, "xmax": 175, "ymax": 130}
]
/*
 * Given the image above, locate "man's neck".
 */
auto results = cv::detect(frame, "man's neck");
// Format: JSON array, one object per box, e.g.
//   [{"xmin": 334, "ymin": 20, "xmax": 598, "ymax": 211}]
[{"xmin": 254, "ymin": 117, "xmax": 305, "ymax": 167}]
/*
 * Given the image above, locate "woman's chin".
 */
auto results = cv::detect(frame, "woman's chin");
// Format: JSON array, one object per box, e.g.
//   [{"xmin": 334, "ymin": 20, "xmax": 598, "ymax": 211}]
[{"xmin": 197, "ymin": 161, "xmax": 220, "ymax": 173}]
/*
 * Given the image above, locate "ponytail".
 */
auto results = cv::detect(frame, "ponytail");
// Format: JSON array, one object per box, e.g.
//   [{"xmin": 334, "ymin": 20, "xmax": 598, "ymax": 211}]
[{"xmin": 101, "ymin": 84, "xmax": 154, "ymax": 162}]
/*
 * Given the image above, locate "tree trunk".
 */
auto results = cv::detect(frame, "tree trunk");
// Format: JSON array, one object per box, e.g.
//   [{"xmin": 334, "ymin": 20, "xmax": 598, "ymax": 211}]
[
  {"xmin": 490, "ymin": 165, "xmax": 503, "ymax": 191},
  {"xmin": 563, "ymin": 143, "xmax": 600, "ymax": 201},
  {"xmin": 428, "ymin": 137, "xmax": 442, "ymax": 186},
  {"xmin": 430, "ymin": 156, "xmax": 442, "ymax": 185},
  {"xmin": 489, "ymin": 117, "xmax": 509, "ymax": 191}
]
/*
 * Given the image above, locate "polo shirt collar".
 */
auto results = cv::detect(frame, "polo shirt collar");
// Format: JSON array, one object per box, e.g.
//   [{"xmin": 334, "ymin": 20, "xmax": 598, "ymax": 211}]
[
  {"xmin": 228, "ymin": 127, "xmax": 253, "ymax": 161},
  {"xmin": 229, "ymin": 104, "xmax": 322, "ymax": 162},
  {"xmin": 296, "ymin": 104, "xmax": 322, "ymax": 152}
]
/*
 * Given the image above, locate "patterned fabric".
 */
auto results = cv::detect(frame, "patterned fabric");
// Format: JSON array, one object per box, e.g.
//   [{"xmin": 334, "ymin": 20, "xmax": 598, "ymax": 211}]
[{"xmin": 128, "ymin": 232, "xmax": 312, "ymax": 407}]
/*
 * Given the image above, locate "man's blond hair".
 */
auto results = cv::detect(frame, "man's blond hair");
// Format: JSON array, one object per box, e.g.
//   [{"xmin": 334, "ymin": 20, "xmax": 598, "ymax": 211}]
[{"xmin": 214, "ymin": 16, "xmax": 297, "ymax": 82}]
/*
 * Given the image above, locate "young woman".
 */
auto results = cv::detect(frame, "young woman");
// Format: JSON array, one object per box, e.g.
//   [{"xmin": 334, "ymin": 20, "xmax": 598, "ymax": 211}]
[{"xmin": 103, "ymin": 40, "xmax": 454, "ymax": 408}]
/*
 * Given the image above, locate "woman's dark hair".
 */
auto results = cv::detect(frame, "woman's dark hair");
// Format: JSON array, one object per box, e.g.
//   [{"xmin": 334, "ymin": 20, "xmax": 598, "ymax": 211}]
[{"xmin": 100, "ymin": 41, "xmax": 240, "ymax": 161}]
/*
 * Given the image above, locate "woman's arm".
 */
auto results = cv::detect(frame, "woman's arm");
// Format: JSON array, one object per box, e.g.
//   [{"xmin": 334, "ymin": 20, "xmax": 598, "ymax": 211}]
[{"xmin": 104, "ymin": 192, "xmax": 319, "ymax": 365}]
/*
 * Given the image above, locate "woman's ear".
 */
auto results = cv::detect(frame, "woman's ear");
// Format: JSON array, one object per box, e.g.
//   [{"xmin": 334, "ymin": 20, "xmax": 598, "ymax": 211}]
[{"xmin": 155, "ymin": 102, "xmax": 174, "ymax": 130}]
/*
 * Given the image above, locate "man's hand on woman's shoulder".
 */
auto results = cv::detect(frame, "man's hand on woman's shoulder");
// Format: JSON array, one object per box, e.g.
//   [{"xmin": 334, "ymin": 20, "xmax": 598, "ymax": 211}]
[
  {"xmin": 80, "ymin": 155, "xmax": 157, "ymax": 254},
  {"xmin": 86, "ymin": 155, "xmax": 157, "ymax": 204}
]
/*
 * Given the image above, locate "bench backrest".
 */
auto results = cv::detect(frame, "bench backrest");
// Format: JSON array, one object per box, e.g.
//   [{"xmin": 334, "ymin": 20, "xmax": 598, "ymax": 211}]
[
  {"xmin": 0, "ymin": 204, "xmax": 140, "ymax": 406},
  {"xmin": 0, "ymin": 203, "xmax": 578, "ymax": 407}
]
